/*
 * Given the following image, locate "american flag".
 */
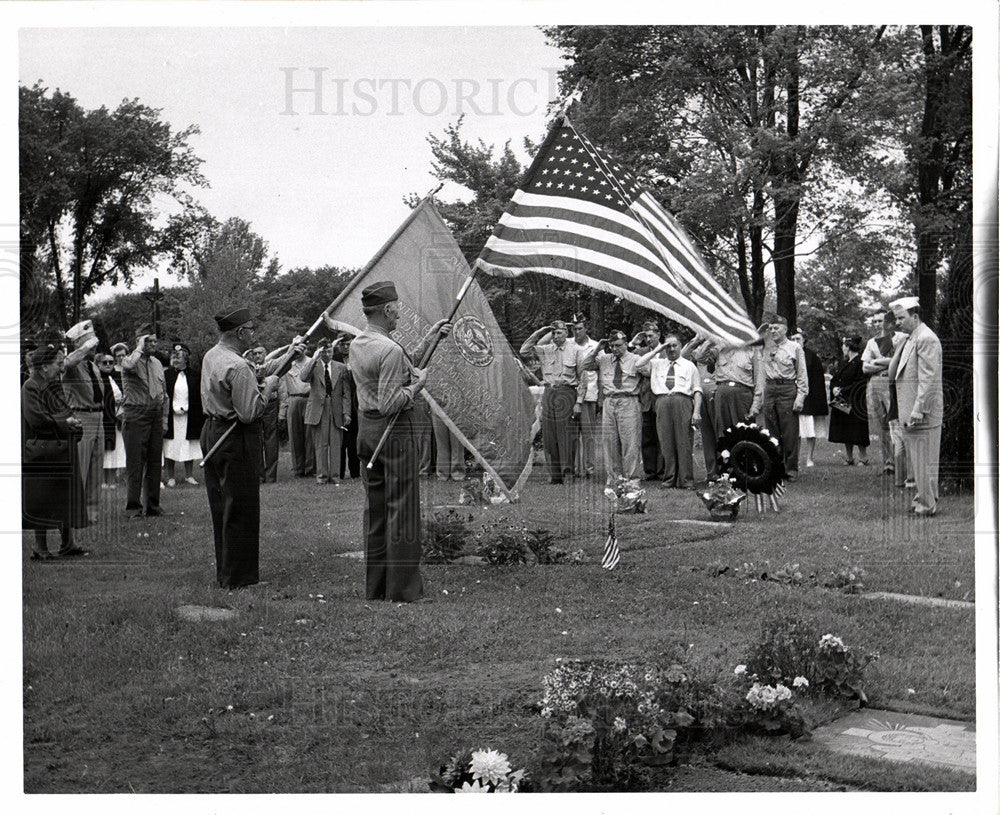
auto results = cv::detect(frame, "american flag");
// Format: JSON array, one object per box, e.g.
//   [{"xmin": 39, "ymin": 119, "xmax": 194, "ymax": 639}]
[
  {"xmin": 477, "ymin": 119, "xmax": 759, "ymax": 346},
  {"xmin": 602, "ymin": 513, "xmax": 620, "ymax": 571}
]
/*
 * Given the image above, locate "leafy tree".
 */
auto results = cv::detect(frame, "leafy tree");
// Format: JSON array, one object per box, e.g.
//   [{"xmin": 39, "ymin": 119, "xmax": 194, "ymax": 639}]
[
  {"xmin": 254, "ymin": 265, "xmax": 357, "ymax": 350},
  {"xmin": 544, "ymin": 25, "xmax": 896, "ymax": 329},
  {"xmin": 911, "ymin": 26, "xmax": 972, "ymax": 327},
  {"xmin": 19, "ymin": 83, "xmax": 205, "ymax": 328},
  {"xmin": 170, "ymin": 216, "xmax": 276, "ymax": 355}
]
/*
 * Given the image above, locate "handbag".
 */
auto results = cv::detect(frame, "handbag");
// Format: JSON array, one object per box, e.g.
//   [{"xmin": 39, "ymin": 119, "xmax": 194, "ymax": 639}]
[
  {"xmin": 23, "ymin": 438, "xmax": 74, "ymax": 465},
  {"xmin": 829, "ymin": 396, "xmax": 852, "ymax": 415}
]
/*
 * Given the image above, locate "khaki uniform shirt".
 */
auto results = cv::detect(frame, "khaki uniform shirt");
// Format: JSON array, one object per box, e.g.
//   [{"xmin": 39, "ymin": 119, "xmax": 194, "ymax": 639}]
[
  {"xmin": 349, "ymin": 325, "xmax": 420, "ymax": 416},
  {"xmin": 120, "ymin": 349, "xmax": 167, "ymax": 413},
  {"xmin": 762, "ymin": 338, "xmax": 808, "ymax": 400},
  {"xmin": 200, "ymin": 342, "xmax": 265, "ymax": 423}
]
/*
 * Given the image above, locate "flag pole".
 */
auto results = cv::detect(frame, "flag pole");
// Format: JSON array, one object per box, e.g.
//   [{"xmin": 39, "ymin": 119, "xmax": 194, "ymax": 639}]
[{"xmin": 420, "ymin": 389, "xmax": 518, "ymax": 503}]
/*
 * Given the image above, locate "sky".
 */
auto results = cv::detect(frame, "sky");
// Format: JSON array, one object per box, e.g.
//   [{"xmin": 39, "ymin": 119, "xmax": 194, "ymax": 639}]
[{"xmin": 18, "ymin": 25, "xmax": 565, "ymax": 299}]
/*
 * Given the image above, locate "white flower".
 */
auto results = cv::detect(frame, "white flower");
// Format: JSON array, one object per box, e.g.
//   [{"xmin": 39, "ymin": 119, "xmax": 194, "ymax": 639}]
[
  {"xmin": 455, "ymin": 780, "xmax": 488, "ymax": 793},
  {"xmin": 819, "ymin": 634, "xmax": 846, "ymax": 651},
  {"xmin": 775, "ymin": 684, "xmax": 792, "ymax": 701},
  {"xmin": 734, "ymin": 664, "xmax": 747, "ymax": 676},
  {"xmin": 792, "ymin": 676, "xmax": 809, "ymax": 689},
  {"xmin": 612, "ymin": 716, "xmax": 627, "ymax": 733},
  {"xmin": 470, "ymin": 749, "xmax": 512, "ymax": 786}
]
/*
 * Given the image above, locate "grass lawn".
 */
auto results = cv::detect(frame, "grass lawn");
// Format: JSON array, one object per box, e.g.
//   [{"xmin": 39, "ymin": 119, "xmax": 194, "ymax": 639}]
[{"xmin": 22, "ymin": 440, "xmax": 976, "ymax": 793}]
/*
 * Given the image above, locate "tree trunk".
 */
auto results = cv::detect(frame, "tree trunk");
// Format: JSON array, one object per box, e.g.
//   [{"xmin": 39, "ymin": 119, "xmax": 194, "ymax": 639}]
[
  {"xmin": 772, "ymin": 191, "xmax": 799, "ymax": 329},
  {"xmin": 749, "ymin": 191, "xmax": 766, "ymax": 325}
]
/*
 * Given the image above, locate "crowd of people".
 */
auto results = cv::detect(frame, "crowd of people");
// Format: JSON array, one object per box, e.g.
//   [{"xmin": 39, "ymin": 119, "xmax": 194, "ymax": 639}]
[
  {"xmin": 21, "ymin": 290, "xmax": 942, "ymax": 597},
  {"xmin": 520, "ymin": 297, "xmax": 943, "ymax": 519}
]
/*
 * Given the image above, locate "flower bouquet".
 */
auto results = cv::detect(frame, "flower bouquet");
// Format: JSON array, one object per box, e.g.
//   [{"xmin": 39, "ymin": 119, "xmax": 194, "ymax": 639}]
[
  {"xmin": 429, "ymin": 747, "xmax": 527, "ymax": 793},
  {"xmin": 699, "ymin": 475, "xmax": 746, "ymax": 521},
  {"xmin": 603, "ymin": 475, "xmax": 648, "ymax": 514}
]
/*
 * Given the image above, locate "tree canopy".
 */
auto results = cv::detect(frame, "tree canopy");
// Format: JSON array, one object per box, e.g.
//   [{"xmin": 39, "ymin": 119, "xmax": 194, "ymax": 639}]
[{"xmin": 19, "ymin": 83, "xmax": 205, "ymax": 332}]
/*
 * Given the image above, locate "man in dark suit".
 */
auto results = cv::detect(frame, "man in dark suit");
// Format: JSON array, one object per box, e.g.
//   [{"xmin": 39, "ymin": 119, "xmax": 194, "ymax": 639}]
[{"xmin": 299, "ymin": 337, "xmax": 352, "ymax": 485}]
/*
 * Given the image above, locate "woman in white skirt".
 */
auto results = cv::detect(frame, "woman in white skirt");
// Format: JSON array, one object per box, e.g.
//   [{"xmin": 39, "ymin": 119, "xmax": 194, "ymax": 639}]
[
  {"xmin": 163, "ymin": 343, "xmax": 205, "ymax": 486},
  {"xmin": 98, "ymin": 352, "xmax": 126, "ymax": 486},
  {"xmin": 791, "ymin": 331, "xmax": 829, "ymax": 467}
]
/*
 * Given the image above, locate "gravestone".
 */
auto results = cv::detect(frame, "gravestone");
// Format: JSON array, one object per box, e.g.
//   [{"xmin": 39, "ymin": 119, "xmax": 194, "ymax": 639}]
[
  {"xmin": 811, "ymin": 710, "xmax": 975, "ymax": 774},
  {"xmin": 175, "ymin": 604, "xmax": 238, "ymax": 622}
]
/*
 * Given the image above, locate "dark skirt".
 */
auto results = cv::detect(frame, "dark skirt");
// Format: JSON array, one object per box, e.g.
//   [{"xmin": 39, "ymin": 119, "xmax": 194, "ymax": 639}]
[
  {"xmin": 828, "ymin": 359, "xmax": 870, "ymax": 446},
  {"xmin": 22, "ymin": 438, "xmax": 88, "ymax": 530}
]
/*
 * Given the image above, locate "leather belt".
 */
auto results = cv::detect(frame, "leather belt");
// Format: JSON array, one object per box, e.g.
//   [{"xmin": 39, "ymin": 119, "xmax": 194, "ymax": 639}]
[
  {"xmin": 766, "ymin": 378, "xmax": 794, "ymax": 384},
  {"xmin": 723, "ymin": 380, "xmax": 752, "ymax": 388}
]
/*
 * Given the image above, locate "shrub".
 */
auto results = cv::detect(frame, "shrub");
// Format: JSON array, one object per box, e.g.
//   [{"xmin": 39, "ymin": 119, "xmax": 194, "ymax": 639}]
[
  {"xmin": 534, "ymin": 659, "xmax": 716, "ymax": 791},
  {"xmin": 745, "ymin": 618, "xmax": 878, "ymax": 704},
  {"xmin": 422, "ymin": 508, "xmax": 472, "ymax": 563}
]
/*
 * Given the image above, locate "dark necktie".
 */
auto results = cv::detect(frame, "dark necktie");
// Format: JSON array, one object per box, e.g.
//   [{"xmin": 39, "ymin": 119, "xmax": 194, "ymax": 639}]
[
  {"xmin": 86, "ymin": 361, "xmax": 102, "ymax": 405},
  {"xmin": 324, "ymin": 363, "xmax": 332, "ymax": 396},
  {"xmin": 665, "ymin": 362, "xmax": 676, "ymax": 390},
  {"xmin": 613, "ymin": 358, "xmax": 623, "ymax": 388}
]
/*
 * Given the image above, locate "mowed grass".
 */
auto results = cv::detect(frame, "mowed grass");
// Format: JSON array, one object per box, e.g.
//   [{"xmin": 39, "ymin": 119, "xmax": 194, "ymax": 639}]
[{"xmin": 22, "ymin": 440, "xmax": 976, "ymax": 792}]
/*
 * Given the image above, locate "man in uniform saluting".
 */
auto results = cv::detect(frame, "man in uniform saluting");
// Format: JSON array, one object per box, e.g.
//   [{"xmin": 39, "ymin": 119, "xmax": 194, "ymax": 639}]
[
  {"xmin": 348, "ymin": 282, "xmax": 450, "ymax": 603},
  {"xmin": 200, "ymin": 308, "xmax": 281, "ymax": 589}
]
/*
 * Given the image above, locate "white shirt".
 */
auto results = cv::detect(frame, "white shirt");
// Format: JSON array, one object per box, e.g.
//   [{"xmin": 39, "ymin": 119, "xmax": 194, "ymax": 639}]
[
  {"xmin": 573, "ymin": 337, "xmax": 600, "ymax": 401},
  {"xmin": 861, "ymin": 331, "xmax": 907, "ymax": 376},
  {"xmin": 646, "ymin": 356, "xmax": 702, "ymax": 397},
  {"xmin": 172, "ymin": 369, "xmax": 189, "ymax": 413}
]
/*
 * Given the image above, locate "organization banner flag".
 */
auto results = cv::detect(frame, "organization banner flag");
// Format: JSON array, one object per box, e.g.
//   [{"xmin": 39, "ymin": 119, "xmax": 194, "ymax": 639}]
[{"xmin": 324, "ymin": 199, "xmax": 536, "ymax": 492}]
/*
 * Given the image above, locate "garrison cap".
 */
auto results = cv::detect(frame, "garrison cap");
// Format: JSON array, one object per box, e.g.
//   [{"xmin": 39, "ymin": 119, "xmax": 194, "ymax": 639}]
[
  {"xmin": 360, "ymin": 281, "xmax": 399, "ymax": 307},
  {"xmin": 889, "ymin": 296, "xmax": 920, "ymax": 312},
  {"xmin": 110, "ymin": 342, "xmax": 129, "ymax": 356},
  {"xmin": 28, "ymin": 345, "xmax": 59, "ymax": 367},
  {"xmin": 550, "ymin": 320, "xmax": 568, "ymax": 332},
  {"xmin": 171, "ymin": 342, "xmax": 191, "ymax": 355},
  {"xmin": 214, "ymin": 308, "xmax": 253, "ymax": 331},
  {"xmin": 608, "ymin": 330, "xmax": 628, "ymax": 343},
  {"xmin": 65, "ymin": 319, "xmax": 98, "ymax": 350},
  {"xmin": 770, "ymin": 314, "xmax": 788, "ymax": 327}
]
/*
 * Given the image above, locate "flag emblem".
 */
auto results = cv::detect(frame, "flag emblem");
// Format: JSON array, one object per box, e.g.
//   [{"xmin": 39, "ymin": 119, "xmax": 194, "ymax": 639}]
[{"xmin": 452, "ymin": 315, "xmax": 494, "ymax": 367}]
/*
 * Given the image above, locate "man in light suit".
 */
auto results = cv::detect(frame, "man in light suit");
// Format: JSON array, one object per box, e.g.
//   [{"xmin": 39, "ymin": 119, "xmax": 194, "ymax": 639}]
[
  {"xmin": 300, "ymin": 336, "xmax": 352, "ymax": 485},
  {"xmin": 887, "ymin": 296, "xmax": 943, "ymax": 516}
]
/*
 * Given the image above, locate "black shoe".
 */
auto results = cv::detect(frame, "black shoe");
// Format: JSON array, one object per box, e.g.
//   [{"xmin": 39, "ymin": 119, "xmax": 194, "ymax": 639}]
[
  {"xmin": 145, "ymin": 507, "xmax": 163, "ymax": 517},
  {"xmin": 550, "ymin": 478, "xmax": 564, "ymax": 484},
  {"xmin": 29, "ymin": 551, "xmax": 56, "ymax": 562},
  {"xmin": 57, "ymin": 547, "xmax": 90, "ymax": 558}
]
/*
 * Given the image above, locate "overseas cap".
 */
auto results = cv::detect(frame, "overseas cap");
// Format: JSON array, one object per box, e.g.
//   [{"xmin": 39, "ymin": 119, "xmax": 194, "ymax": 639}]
[
  {"xmin": 360, "ymin": 281, "xmax": 399, "ymax": 307},
  {"xmin": 214, "ymin": 308, "xmax": 253, "ymax": 331},
  {"xmin": 28, "ymin": 345, "xmax": 60, "ymax": 367},
  {"xmin": 171, "ymin": 342, "xmax": 191, "ymax": 355},
  {"xmin": 65, "ymin": 319, "xmax": 97, "ymax": 349},
  {"xmin": 889, "ymin": 296, "xmax": 920, "ymax": 312}
]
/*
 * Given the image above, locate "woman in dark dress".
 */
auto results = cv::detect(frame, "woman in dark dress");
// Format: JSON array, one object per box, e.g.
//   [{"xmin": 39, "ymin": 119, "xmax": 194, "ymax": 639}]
[
  {"xmin": 22, "ymin": 345, "xmax": 89, "ymax": 560},
  {"xmin": 828, "ymin": 336, "xmax": 870, "ymax": 465}
]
